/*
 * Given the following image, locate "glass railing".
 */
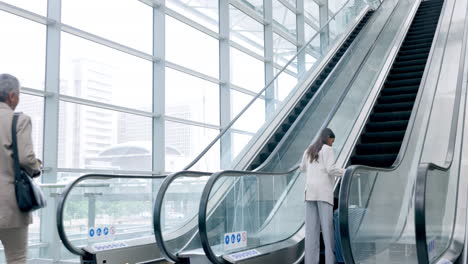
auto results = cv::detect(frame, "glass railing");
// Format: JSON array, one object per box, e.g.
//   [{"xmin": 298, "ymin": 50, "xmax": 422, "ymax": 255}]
[
  {"xmin": 198, "ymin": 169, "xmax": 303, "ymax": 263},
  {"xmin": 57, "ymin": 174, "xmax": 166, "ymax": 257},
  {"xmin": 339, "ymin": 0, "xmax": 468, "ymax": 263},
  {"xmin": 414, "ymin": 0, "xmax": 468, "ymax": 260}
]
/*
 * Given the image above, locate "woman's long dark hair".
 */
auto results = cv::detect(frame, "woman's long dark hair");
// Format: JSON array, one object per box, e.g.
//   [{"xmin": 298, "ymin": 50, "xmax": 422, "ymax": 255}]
[{"xmin": 306, "ymin": 128, "xmax": 335, "ymax": 162}]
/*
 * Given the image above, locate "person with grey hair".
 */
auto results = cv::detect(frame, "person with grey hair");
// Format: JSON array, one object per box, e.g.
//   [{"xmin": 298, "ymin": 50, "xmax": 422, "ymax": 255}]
[{"xmin": 0, "ymin": 74, "xmax": 41, "ymax": 264}]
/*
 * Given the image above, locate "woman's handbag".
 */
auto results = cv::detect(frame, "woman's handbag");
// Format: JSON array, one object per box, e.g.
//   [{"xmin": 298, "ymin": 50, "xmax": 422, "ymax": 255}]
[{"xmin": 12, "ymin": 113, "xmax": 46, "ymax": 212}]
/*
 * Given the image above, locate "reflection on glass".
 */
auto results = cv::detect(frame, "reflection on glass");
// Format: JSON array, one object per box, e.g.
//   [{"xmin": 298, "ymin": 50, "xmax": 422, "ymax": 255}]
[
  {"xmin": 62, "ymin": 0, "xmax": 152, "ymax": 53},
  {"xmin": 305, "ymin": 24, "xmax": 318, "ymax": 43},
  {"xmin": 273, "ymin": 0, "xmax": 297, "ymax": 36},
  {"xmin": 274, "ymin": 69, "xmax": 297, "ymax": 102},
  {"xmin": 166, "ymin": 68, "xmax": 220, "ymax": 126},
  {"xmin": 166, "ymin": 0, "xmax": 218, "ymax": 33},
  {"xmin": 60, "ymin": 33, "xmax": 153, "ymax": 111},
  {"xmin": 58, "ymin": 102, "xmax": 153, "ymax": 171},
  {"xmin": 61, "ymin": 177, "xmax": 163, "ymax": 252},
  {"xmin": 205, "ymin": 171, "xmax": 304, "ymax": 257},
  {"xmin": 166, "ymin": 16, "xmax": 219, "ymax": 78},
  {"xmin": 165, "ymin": 121, "xmax": 220, "ymax": 172},
  {"xmin": 16, "ymin": 94, "xmax": 44, "ymax": 160},
  {"xmin": 2, "ymin": 0, "xmax": 47, "ymax": 16},
  {"xmin": 230, "ymin": 47, "xmax": 265, "ymax": 92},
  {"xmin": 0, "ymin": 12, "xmax": 45, "ymax": 90},
  {"xmin": 230, "ymin": 5, "xmax": 264, "ymax": 56}
]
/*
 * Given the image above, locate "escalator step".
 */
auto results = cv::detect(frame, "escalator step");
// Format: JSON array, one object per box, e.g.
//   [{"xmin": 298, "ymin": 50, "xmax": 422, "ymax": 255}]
[
  {"xmin": 356, "ymin": 142, "xmax": 401, "ymax": 155},
  {"xmin": 397, "ymin": 48, "xmax": 431, "ymax": 56},
  {"xmin": 379, "ymin": 94, "xmax": 417, "ymax": 104},
  {"xmin": 374, "ymin": 102, "xmax": 414, "ymax": 112},
  {"xmin": 381, "ymin": 85, "xmax": 419, "ymax": 96},
  {"xmin": 387, "ymin": 71, "xmax": 424, "ymax": 80},
  {"xmin": 351, "ymin": 154, "xmax": 398, "ymax": 167},
  {"xmin": 408, "ymin": 27, "xmax": 438, "ymax": 35},
  {"xmin": 385, "ymin": 78, "xmax": 422, "ymax": 88},
  {"xmin": 396, "ymin": 53, "xmax": 430, "ymax": 62},
  {"xmin": 366, "ymin": 120, "xmax": 409, "ymax": 132},
  {"xmin": 400, "ymin": 43, "xmax": 433, "ymax": 51},
  {"xmin": 391, "ymin": 64, "xmax": 426, "ymax": 73},
  {"xmin": 405, "ymin": 32, "xmax": 438, "ymax": 41},
  {"xmin": 394, "ymin": 58, "xmax": 427, "ymax": 67},
  {"xmin": 370, "ymin": 111, "xmax": 412, "ymax": 122},
  {"xmin": 361, "ymin": 131, "xmax": 406, "ymax": 143}
]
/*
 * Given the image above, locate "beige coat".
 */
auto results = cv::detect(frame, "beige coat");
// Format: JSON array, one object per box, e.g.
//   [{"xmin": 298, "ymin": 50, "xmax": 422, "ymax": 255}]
[
  {"xmin": 301, "ymin": 145, "xmax": 345, "ymax": 205},
  {"xmin": 0, "ymin": 102, "xmax": 41, "ymax": 228}
]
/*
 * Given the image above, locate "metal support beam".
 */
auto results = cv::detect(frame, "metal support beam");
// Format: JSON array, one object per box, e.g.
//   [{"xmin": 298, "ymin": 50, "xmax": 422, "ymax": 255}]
[
  {"xmin": 319, "ymin": 0, "xmax": 329, "ymax": 54},
  {"xmin": 297, "ymin": 0, "xmax": 306, "ymax": 77},
  {"xmin": 153, "ymin": 1, "xmax": 165, "ymax": 175},
  {"xmin": 40, "ymin": 0, "xmax": 61, "ymax": 260},
  {"xmin": 264, "ymin": 0, "xmax": 275, "ymax": 117},
  {"xmin": 219, "ymin": 0, "xmax": 232, "ymax": 169}
]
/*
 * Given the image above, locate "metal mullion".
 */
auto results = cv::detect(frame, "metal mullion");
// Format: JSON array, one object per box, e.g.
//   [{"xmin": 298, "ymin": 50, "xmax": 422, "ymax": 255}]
[
  {"xmin": 164, "ymin": 116, "xmax": 221, "ymax": 130},
  {"xmin": 153, "ymin": 0, "xmax": 165, "ymax": 175},
  {"xmin": 273, "ymin": 63, "xmax": 297, "ymax": 77},
  {"xmin": 231, "ymin": 84, "xmax": 266, "ymax": 98},
  {"xmin": 20, "ymin": 87, "xmax": 47, "ymax": 97},
  {"xmin": 305, "ymin": 16, "xmax": 320, "ymax": 31},
  {"xmin": 273, "ymin": 26, "xmax": 298, "ymax": 46},
  {"xmin": 229, "ymin": 0, "xmax": 266, "ymax": 25},
  {"xmin": 230, "ymin": 42, "xmax": 266, "ymax": 62},
  {"xmin": 219, "ymin": 0, "xmax": 231, "ymax": 169},
  {"xmin": 165, "ymin": 7, "xmax": 220, "ymax": 40},
  {"xmin": 229, "ymin": 128, "xmax": 256, "ymax": 137},
  {"xmin": 165, "ymin": 61, "xmax": 220, "ymax": 84},
  {"xmin": 264, "ymin": 0, "xmax": 275, "ymax": 117},
  {"xmin": 297, "ymin": 0, "xmax": 305, "ymax": 76},
  {"xmin": 0, "ymin": 2, "xmax": 52, "ymax": 25},
  {"xmin": 41, "ymin": 0, "xmax": 62, "ymax": 260},
  {"xmin": 56, "ymin": 167, "xmax": 158, "ymax": 175},
  {"xmin": 58, "ymin": 95, "xmax": 155, "ymax": 118},
  {"xmin": 60, "ymin": 24, "xmax": 156, "ymax": 62},
  {"xmin": 277, "ymin": 0, "xmax": 298, "ymax": 14}
]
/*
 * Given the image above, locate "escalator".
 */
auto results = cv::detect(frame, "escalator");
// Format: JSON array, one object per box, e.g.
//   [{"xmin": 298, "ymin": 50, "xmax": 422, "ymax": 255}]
[
  {"xmin": 249, "ymin": 10, "xmax": 374, "ymax": 170},
  {"xmin": 350, "ymin": 0, "xmax": 443, "ymax": 168},
  {"xmin": 192, "ymin": 0, "xmax": 459, "ymax": 263}
]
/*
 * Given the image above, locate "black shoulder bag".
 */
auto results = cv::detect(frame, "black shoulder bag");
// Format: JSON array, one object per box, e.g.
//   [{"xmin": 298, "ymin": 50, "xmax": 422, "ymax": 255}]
[{"xmin": 12, "ymin": 113, "xmax": 46, "ymax": 212}]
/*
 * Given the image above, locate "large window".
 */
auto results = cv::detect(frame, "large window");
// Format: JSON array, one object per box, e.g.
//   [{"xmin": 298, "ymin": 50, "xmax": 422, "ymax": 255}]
[
  {"xmin": 166, "ymin": 16, "xmax": 219, "ymax": 78},
  {"xmin": 62, "ymin": 0, "xmax": 153, "ymax": 53},
  {"xmin": 166, "ymin": 68, "xmax": 219, "ymax": 125},
  {"xmin": 230, "ymin": 47, "xmax": 265, "ymax": 93},
  {"xmin": 230, "ymin": 5, "xmax": 264, "ymax": 56},
  {"xmin": 60, "ymin": 33, "xmax": 153, "ymax": 110},
  {"xmin": 0, "ymin": 12, "xmax": 45, "ymax": 90}
]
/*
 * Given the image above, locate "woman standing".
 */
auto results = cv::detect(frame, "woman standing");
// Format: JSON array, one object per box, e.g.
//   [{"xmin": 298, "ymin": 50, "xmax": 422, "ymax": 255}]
[
  {"xmin": 0, "ymin": 74, "xmax": 41, "ymax": 264},
  {"xmin": 301, "ymin": 128, "xmax": 345, "ymax": 264}
]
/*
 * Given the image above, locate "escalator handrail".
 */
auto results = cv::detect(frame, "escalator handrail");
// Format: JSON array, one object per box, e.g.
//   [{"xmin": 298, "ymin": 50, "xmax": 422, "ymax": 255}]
[
  {"xmin": 153, "ymin": 170, "xmax": 211, "ymax": 263},
  {"xmin": 414, "ymin": 1, "xmax": 468, "ymax": 260},
  {"xmin": 198, "ymin": 167, "xmax": 299, "ymax": 264},
  {"xmin": 56, "ymin": 173, "xmax": 166, "ymax": 257},
  {"xmin": 182, "ymin": 0, "xmax": 372, "ymax": 171},
  {"xmin": 338, "ymin": 0, "xmax": 455, "ymax": 263}
]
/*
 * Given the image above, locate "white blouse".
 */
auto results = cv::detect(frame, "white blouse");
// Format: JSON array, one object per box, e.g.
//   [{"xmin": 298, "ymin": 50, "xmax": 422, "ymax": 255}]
[{"xmin": 300, "ymin": 144, "xmax": 345, "ymax": 205}]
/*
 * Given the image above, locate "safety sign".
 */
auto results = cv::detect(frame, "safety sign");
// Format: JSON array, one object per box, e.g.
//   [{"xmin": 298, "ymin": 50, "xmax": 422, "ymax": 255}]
[
  {"xmin": 88, "ymin": 226, "xmax": 116, "ymax": 241},
  {"xmin": 223, "ymin": 231, "xmax": 247, "ymax": 250}
]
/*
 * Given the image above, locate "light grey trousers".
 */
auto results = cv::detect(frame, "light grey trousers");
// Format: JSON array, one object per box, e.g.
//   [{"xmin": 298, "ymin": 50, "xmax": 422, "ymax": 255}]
[
  {"xmin": 0, "ymin": 227, "xmax": 28, "ymax": 264},
  {"xmin": 305, "ymin": 201, "xmax": 335, "ymax": 264}
]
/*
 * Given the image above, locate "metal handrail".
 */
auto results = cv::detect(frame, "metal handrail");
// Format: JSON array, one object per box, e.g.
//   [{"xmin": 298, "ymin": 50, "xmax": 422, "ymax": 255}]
[
  {"xmin": 153, "ymin": 171, "xmax": 211, "ymax": 263},
  {"xmin": 56, "ymin": 173, "xmax": 166, "ymax": 256},
  {"xmin": 338, "ymin": 0, "xmax": 453, "ymax": 263},
  {"xmin": 414, "ymin": 0, "xmax": 468, "ymax": 260},
  {"xmin": 198, "ymin": 168, "xmax": 299, "ymax": 264},
  {"xmin": 183, "ymin": 0, "xmax": 373, "ymax": 171}
]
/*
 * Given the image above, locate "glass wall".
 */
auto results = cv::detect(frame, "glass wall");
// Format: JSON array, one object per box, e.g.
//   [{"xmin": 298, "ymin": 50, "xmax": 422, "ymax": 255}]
[{"xmin": 0, "ymin": 0, "xmax": 355, "ymax": 262}]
